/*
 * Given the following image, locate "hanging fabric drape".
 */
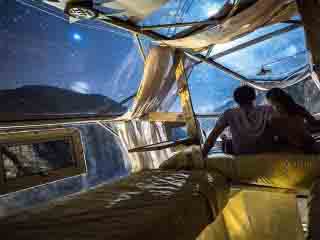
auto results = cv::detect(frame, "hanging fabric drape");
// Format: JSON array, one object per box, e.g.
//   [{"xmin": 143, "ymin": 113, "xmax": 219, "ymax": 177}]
[
  {"xmin": 115, "ymin": 47, "xmax": 199, "ymax": 171},
  {"xmin": 115, "ymin": 47, "xmax": 192, "ymax": 170},
  {"xmin": 160, "ymin": 0, "xmax": 297, "ymax": 49},
  {"xmin": 128, "ymin": 47, "xmax": 178, "ymax": 119},
  {"xmin": 115, "ymin": 120, "xmax": 174, "ymax": 172}
]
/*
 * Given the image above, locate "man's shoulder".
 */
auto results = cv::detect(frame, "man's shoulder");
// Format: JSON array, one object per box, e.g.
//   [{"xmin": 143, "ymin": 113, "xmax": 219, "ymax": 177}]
[{"xmin": 224, "ymin": 105, "xmax": 273, "ymax": 114}]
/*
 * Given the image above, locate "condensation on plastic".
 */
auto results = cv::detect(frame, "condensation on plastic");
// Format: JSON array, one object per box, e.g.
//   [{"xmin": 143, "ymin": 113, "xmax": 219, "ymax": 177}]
[{"xmin": 0, "ymin": 170, "xmax": 229, "ymax": 240}]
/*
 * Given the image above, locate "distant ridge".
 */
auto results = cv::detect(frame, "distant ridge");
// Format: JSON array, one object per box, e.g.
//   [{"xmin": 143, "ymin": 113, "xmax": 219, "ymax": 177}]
[{"xmin": 0, "ymin": 85, "xmax": 126, "ymax": 119}]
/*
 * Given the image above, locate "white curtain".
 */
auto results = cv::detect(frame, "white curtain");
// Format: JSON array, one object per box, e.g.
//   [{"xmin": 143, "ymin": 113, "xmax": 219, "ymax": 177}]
[
  {"xmin": 128, "ymin": 47, "xmax": 178, "ymax": 119},
  {"xmin": 116, "ymin": 47, "xmax": 198, "ymax": 171},
  {"xmin": 116, "ymin": 120, "xmax": 174, "ymax": 172}
]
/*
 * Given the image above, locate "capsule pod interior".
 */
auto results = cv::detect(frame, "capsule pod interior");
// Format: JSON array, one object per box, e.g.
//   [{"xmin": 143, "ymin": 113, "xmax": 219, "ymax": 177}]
[{"xmin": 1, "ymin": 0, "xmax": 320, "ymax": 239}]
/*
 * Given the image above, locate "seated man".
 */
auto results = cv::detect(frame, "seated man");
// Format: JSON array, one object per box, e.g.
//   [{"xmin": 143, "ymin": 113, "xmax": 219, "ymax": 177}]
[{"xmin": 202, "ymin": 85, "xmax": 274, "ymax": 157}]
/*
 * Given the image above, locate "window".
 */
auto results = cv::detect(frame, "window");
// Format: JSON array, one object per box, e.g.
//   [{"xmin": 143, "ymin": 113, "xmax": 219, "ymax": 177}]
[
  {"xmin": 139, "ymin": 0, "xmax": 230, "ymax": 37},
  {"xmin": 1, "ymin": 1, "xmax": 145, "ymax": 120},
  {"xmin": 0, "ymin": 128, "xmax": 86, "ymax": 194},
  {"xmin": 188, "ymin": 63, "xmax": 240, "ymax": 114}
]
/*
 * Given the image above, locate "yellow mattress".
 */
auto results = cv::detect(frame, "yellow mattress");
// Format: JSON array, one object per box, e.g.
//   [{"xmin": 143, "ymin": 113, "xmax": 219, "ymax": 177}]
[{"xmin": 161, "ymin": 146, "xmax": 320, "ymax": 190}]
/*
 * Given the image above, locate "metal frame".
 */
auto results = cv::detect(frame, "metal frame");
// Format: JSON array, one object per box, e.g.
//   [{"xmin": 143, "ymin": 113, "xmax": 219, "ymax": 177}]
[
  {"xmin": 208, "ymin": 24, "xmax": 301, "ymax": 61},
  {"xmin": 0, "ymin": 114, "xmax": 120, "ymax": 129},
  {"xmin": 127, "ymin": 137, "xmax": 194, "ymax": 153},
  {"xmin": 141, "ymin": 112, "xmax": 186, "ymax": 123},
  {"xmin": 140, "ymin": 19, "xmax": 219, "ymax": 31},
  {"xmin": 134, "ymin": 33, "xmax": 147, "ymax": 62},
  {"xmin": 99, "ymin": 17, "xmax": 306, "ymax": 91}
]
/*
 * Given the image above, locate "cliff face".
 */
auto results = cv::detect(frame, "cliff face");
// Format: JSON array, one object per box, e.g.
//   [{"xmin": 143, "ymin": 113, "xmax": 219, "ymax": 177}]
[{"xmin": 0, "ymin": 85, "xmax": 127, "ymax": 119}]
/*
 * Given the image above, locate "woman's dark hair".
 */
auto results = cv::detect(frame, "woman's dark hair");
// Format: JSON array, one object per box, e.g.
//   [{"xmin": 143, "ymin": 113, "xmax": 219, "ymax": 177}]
[
  {"xmin": 266, "ymin": 88, "xmax": 300, "ymax": 115},
  {"xmin": 233, "ymin": 86, "xmax": 256, "ymax": 106}
]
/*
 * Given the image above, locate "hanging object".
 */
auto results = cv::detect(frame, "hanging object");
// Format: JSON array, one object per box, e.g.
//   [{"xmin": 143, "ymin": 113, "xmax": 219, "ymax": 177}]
[
  {"xmin": 257, "ymin": 66, "xmax": 272, "ymax": 76},
  {"xmin": 42, "ymin": 0, "xmax": 169, "ymax": 22}
]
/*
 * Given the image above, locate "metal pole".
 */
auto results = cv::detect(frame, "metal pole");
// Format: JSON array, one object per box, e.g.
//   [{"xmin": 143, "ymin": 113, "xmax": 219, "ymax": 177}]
[
  {"xmin": 119, "ymin": 93, "xmax": 136, "ymax": 105},
  {"xmin": 0, "ymin": 115, "xmax": 124, "ymax": 130},
  {"xmin": 185, "ymin": 52, "xmax": 270, "ymax": 90},
  {"xmin": 134, "ymin": 34, "xmax": 147, "ymax": 62},
  {"xmin": 141, "ymin": 19, "xmax": 219, "ymax": 31},
  {"xmin": 185, "ymin": 52, "xmax": 248, "ymax": 82},
  {"xmin": 196, "ymin": 113, "xmax": 221, "ymax": 118},
  {"xmin": 100, "ymin": 17, "xmax": 168, "ymax": 41},
  {"xmin": 209, "ymin": 24, "xmax": 301, "ymax": 61}
]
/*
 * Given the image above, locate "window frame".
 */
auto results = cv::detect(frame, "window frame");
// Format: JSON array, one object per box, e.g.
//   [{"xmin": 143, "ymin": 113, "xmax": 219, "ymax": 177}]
[{"xmin": 0, "ymin": 127, "xmax": 86, "ymax": 194}]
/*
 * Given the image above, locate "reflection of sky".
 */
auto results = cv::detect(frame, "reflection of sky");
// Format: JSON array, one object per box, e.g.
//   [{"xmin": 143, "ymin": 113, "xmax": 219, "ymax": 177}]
[
  {"xmin": 1, "ymin": 0, "xmax": 309, "ymax": 114},
  {"xmin": 213, "ymin": 25, "xmax": 307, "ymax": 80}
]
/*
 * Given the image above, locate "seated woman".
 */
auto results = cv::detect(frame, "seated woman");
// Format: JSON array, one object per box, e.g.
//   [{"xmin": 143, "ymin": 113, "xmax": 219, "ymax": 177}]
[
  {"xmin": 202, "ymin": 86, "xmax": 274, "ymax": 158},
  {"xmin": 266, "ymin": 88, "xmax": 320, "ymax": 153}
]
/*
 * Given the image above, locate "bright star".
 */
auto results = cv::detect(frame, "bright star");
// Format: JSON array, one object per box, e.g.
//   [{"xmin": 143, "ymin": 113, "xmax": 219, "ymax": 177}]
[{"xmin": 73, "ymin": 33, "xmax": 82, "ymax": 41}]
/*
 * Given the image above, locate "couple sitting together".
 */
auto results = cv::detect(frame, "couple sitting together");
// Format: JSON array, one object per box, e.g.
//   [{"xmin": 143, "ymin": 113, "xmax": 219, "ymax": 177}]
[{"xmin": 202, "ymin": 85, "xmax": 320, "ymax": 158}]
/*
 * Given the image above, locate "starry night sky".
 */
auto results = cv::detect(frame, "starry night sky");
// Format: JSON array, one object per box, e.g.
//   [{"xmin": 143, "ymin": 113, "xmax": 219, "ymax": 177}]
[
  {"xmin": 0, "ymin": 0, "xmax": 309, "ymax": 115},
  {"xmin": 1, "ymin": 0, "xmax": 144, "ymax": 102}
]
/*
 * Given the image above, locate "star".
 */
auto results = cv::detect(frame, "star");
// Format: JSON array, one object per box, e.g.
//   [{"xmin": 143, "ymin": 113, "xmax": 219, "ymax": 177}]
[{"xmin": 73, "ymin": 33, "xmax": 82, "ymax": 41}]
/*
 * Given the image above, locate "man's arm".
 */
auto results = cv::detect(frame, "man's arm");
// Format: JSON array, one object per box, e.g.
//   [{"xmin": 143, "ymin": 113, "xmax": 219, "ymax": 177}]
[{"xmin": 202, "ymin": 122, "xmax": 227, "ymax": 159}]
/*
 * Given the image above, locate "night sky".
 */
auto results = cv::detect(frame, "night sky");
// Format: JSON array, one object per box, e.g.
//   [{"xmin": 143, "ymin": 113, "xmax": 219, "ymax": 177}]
[
  {"xmin": 1, "ymin": 0, "xmax": 308, "ymax": 114},
  {"xmin": 1, "ymin": 0, "xmax": 144, "ymax": 103}
]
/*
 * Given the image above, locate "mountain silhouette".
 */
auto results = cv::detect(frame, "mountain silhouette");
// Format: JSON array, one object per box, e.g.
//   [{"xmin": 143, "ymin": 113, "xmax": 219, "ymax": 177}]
[{"xmin": 0, "ymin": 85, "xmax": 126, "ymax": 120}]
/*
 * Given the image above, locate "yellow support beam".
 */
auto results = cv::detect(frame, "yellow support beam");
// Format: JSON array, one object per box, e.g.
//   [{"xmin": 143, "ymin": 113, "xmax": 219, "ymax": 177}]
[{"xmin": 175, "ymin": 52, "xmax": 201, "ymax": 142}]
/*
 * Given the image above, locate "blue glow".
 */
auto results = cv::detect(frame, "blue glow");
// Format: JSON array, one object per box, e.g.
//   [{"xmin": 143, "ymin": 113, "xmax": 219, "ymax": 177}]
[{"xmin": 73, "ymin": 33, "xmax": 82, "ymax": 41}]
